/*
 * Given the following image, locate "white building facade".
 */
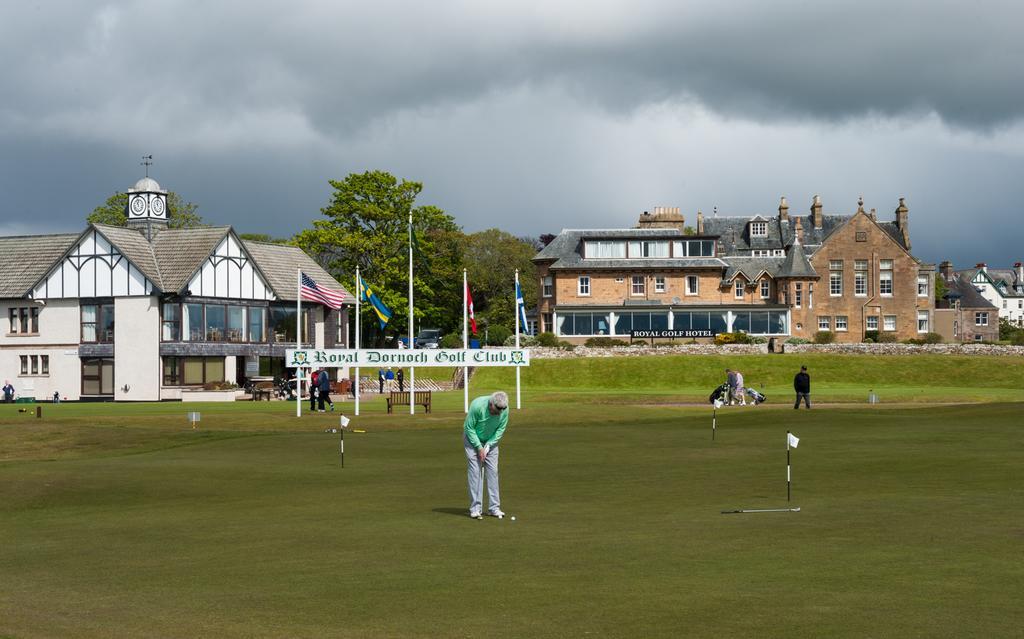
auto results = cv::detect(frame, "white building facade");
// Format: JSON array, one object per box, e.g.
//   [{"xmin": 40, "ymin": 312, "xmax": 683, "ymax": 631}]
[{"xmin": 959, "ymin": 263, "xmax": 1024, "ymax": 327}]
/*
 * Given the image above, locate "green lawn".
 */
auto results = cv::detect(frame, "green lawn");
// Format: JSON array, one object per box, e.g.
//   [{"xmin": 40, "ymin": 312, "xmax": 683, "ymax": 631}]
[{"xmin": 1, "ymin": 393, "xmax": 1021, "ymax": 637}]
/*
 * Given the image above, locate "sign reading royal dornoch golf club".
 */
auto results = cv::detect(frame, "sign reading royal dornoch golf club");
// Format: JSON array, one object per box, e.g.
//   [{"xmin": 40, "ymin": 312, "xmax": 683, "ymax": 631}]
[{"xmin": 286, "ymin": 348, "xmax": 530, "ymax": 368}]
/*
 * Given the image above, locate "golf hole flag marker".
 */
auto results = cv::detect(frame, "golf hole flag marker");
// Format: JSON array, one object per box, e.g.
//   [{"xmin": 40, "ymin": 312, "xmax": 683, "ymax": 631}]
[
  {"xmin": 187, "ymin": 412, "xmax": 200, "ymax": 429},
  {"xmin": 787, "ymin": 431, "xmax": 799, "ymax": 502},
  {"xmin": 339, "ymin": 414, "xmax": 351, "ymax": 467}
]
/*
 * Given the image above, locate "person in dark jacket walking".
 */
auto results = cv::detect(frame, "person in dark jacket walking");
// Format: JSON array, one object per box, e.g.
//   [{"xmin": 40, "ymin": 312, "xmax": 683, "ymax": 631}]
[
  {"xmin": 793, "ymin": 366, "xmax": 811, "ymax": 409},
  {"xmin": 309, "ymin": 370, "xmax": 319, "ymax": 412},
  {"xmin": 396, "ymin": 368, "xmax": 404, "ymax": 392},
  {"xmin": 317, "ymin": 368, "xmax": 334, "ymax": 412}
]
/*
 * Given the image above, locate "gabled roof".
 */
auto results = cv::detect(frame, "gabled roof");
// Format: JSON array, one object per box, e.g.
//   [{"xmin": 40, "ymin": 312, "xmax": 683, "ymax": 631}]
[
  {"xmin": 723, "ymin": 256, "xmax": 785, "ymax": 282},
  {"xmin": 243, "ymin": 240, "xmax": 353, "ymax": 303},
  {"xmin": 0, "ymin": 233, "xmax": 80, "ymax": 297},
  {"xmin": 92, "ymin": 224, "xmax": 164, "ymax": 287},
  {"xmin": 777, "ymin": 241, "xmax": 818, "ymax": 278},
  {"xmin": 939, "ymin": 274, "xmax": 998, "ymax": 309},
  {"xmin": 956, "ymin": 267, "xmax": 1024, "ymax": 298},
  {"xmin": 152, "ymin": 226, "xmax": 232, "ymax": 292}
]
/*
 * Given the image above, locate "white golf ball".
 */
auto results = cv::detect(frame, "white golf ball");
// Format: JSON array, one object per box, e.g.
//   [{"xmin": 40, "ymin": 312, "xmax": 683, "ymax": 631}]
[{"xmin": 510, "ymin": 516, "xmax": 516, "ymax": 521}]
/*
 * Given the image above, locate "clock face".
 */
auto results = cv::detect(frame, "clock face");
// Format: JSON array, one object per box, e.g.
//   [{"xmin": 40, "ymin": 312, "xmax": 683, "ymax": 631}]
[
  {"xmin": 130, "ymin": 195, "xmax": 147, "ymax": 217},
  {"xmin": 150, "ymin": 196, "xmax": 165, "ymax": 216}
]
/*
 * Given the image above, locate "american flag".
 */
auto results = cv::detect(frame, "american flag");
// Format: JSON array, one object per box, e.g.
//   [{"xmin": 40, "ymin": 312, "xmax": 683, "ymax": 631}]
[{"xmin": 300, "ymin": 272, "xmax": 345, "ymax": 309}]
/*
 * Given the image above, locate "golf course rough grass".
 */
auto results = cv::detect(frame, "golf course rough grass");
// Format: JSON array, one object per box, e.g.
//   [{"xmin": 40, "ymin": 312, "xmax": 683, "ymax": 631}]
[{"xmin": 1, "ymin": 353, "xmax": 1022, "ymax": 638}]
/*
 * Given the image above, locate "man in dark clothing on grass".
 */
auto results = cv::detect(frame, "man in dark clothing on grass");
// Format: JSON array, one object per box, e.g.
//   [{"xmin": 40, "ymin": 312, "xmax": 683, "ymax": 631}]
[
  {"xmin": 794, "ymin": 366, "xmax": 811, "ymax": 409},
  {"xmin": 317, "ymin": 368, "xmax": 334, "ymax": 412}
]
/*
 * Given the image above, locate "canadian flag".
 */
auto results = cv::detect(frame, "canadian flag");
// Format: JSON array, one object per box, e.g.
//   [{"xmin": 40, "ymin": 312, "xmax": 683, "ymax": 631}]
[{"xmin": 466, "ymin": 282, "xmax": 478, "ymax": 335}]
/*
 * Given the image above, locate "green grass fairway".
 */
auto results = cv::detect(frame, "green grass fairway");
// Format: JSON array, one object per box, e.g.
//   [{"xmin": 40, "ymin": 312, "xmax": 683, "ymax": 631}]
[{"xmin": 1, "ymin": 397, "xmax": 1021, "ymax": 638}]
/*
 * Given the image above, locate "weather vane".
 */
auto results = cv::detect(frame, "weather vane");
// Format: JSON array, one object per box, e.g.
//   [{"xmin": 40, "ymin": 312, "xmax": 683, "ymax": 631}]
[{"xmin": 141, "ymin": 155, "xmax": 153, "ymax": 177}]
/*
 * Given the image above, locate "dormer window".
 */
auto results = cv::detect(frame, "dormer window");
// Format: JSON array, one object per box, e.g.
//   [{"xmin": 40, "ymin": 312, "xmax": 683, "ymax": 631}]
[
  {"xmin": 584, "ymin": 241, "xmax": 626, "ymax": 259},
  {"xmin": 750, "ymin": 221, "xmax": 768, "ymax": 237}
]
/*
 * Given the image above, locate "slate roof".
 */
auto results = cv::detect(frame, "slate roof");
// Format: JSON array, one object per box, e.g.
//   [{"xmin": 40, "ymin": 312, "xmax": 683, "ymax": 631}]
[
  {"xmin": 957, "ymin": 267, "xmax": 1024, "ymax": 297},
  {"xmin": 701, "ymin": 213, "xmax": 909, "ymax": 255},
  {"xmin": 0, "ymin": 224, "xmax": 351, "ymax": 304},
  {"xmin": 0, "ymin": 233, "xmax": 80, "ymax": 297},
  {"xmin": 777, "ymin": 241, "xmax": 818, "ymax": 278},
  {"xmin": 940, "ymin": 274, "xmax": 998, "ymax": 309},
  {"xmin": 722, "ymin": 256, "xmax": 786, "ymax": 281},
  {"xmin": 533, "ymin": 228, "xmax": 725, "ymax": 270}
]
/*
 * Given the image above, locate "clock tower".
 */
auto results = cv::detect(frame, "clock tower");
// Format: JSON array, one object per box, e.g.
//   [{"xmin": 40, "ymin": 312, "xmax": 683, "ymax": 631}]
[{"xmin": 125, "ymin": 176, "xmax": 169, "ymax": 241}]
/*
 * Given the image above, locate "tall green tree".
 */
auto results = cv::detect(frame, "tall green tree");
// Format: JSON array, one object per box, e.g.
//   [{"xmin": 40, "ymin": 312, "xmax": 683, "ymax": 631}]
[
  {"xmin": 292, "ymin": 170, "xmax": 464, "ymax": 346},
  {"xmin": 87, "ymin": 192, "xmax": 206, "ymax": 228},
  {"xmin": 463, "ymin": 229, "xmax": 539, "ymax": 335}
]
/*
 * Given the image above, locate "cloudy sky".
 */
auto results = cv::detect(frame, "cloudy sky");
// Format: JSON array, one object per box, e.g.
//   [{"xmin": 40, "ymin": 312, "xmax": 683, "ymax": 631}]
[{"xmin": 2, "ymin": 1, "xmax": 1022, "ymax": 267}]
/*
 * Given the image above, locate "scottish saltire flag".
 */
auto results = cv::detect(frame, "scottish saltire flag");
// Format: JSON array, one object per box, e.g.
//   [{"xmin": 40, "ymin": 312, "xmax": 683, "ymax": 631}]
[
  {"xmin": 515, "ymin": 281, "xmax": 528, "ymax": 331},
  {"xmin": 357, "ymin": 276, "xmax": 393, "ymax": 329},
  {"xmin": 788, "ymin": 433, "xmax": 800, "ymax": 449},
  {"xmin": 300, "ymin": 272, "xmax": 345, "ymax": 310},
  {"xmin": 466, "ymin": 282, "xmax": 478, "ymax": 335}
]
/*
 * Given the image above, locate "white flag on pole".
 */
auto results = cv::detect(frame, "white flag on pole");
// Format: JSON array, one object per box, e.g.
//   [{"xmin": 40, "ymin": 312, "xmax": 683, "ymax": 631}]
[
  {"xmin": 788, "ymin": 432, "xmax": 800, "ymax": 448},
  {"xmin": 340, "ymin": 415, "xmax": 351, "ymax": 428},
  {"xmin": 713, "ymin": 399, "xmax": 723, "ymax": 410}
]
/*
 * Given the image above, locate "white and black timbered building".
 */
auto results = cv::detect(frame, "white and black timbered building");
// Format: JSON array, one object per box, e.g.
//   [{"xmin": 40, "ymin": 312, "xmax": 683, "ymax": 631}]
[{"xmin": 0, "ymin": 175, "xmax": 352, "ymax": 401}]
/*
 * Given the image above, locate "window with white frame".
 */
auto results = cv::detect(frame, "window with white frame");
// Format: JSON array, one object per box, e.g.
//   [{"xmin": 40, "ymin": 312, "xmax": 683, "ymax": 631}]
[
  {"xmin": 818, "ymin": 316, "xmax": 830, "ymax": 331},
  {"xmin": 917, "ymin": 275, "xmax": 928, "ymax": 297},
  {"xmin": 585, "ymin": 241, "xmax": 626, "ymax": 259},
  {"xmin": 836, "ymin": 316, "xmax": 848, "ymax": 331},
  {"xmin": 7, "ymin": 307, "xmax": 40, "ymax": 334},
  {"xmin": 830, "ymin": 261, "xmax": 843, "ymax": 295},
  {"xmin": 654, "ymin": 276, "xmax": 666, "ymax": 293},
  {"xmin": 734, "ymin": 280, "xmax": 745, "ymax": 299},
  {"xmin": 672, "ymin": 239, "xmax": 716, "ymax": 257},
  {"xmin": 917, "ymin": 311, "xmax": 929, "ymax": 333},
  {"xmin": 866, "ymin": 316, "xmax": 878, "ymax": 330},
  {"xmin": 795, "ymin": 283, "xmax": 802, "ymax": 308},
  {"xmin": 749, "ymin": 221, "xmax": 768, "ymax": 237},
  {"xmin": 884, "ymin": 315, "xmax": 897, "ymax": 331},
  {"xmin": 879, "ymin": 259, "xmax": 893, "ymax": 296},
  {"xmin": 685, "ymin": 275, "xmax": 698, "ymax": 296},
  {"xmin": 631, "ymin": 276, "xmax": 645, "ymax": 296},
  {"xmin": 974, "ymin": 333, "xmax": 983, "ymax": 341},
  {"xmin": 542, "ymin": 276, "xmax": 553, "ymax": 297},
  {"xmin": 628, "ymin": 241, "xmax": 669, "ymax": 258},
  {"xmin": 578, "ymin": 276, "xmax": 590, "ymax": 296},
  {"xmin": 760, "ymin": 279, "xmax": 770, "ymax": 299},
  {"xmin": 18, "ymin": 354, "xmax": 48, "ymax": 376},
  {"xmin": 854, "ymin": 260, "xmax": 868, "ymax": 296},
  {"xmin": 975, "ymin": 311, "xmax": 988, "ymax": 326}
]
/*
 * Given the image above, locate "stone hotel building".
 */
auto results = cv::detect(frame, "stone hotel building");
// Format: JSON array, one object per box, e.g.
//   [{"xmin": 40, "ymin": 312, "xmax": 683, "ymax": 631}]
[
  {"xmin": 0, "ymin": 175, "xmax": 352, "ymax": 402},
  {"xmin": 533, "ymin": 197, "xmax": 934, "ymax": 343}
]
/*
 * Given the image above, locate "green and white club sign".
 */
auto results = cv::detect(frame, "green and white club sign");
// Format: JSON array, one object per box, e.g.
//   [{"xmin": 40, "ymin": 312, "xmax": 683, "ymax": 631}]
[{"xmin": 286, "ymin": 348, "xmax": 530, "ymax": 368}]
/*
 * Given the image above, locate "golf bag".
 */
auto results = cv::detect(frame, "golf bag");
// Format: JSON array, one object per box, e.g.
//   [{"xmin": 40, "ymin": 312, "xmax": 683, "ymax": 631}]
[
  {"xmin": 745, "ymin": 387, "xmax": 767, "ymax": 405},
  {"xmin": 709, "ymin": 383, "xmax": 730, "ymax": 405}
]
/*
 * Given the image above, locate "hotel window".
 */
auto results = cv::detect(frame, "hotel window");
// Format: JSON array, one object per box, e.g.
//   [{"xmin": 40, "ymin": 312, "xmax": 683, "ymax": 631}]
[
  {"xmin": 974, "ymin": 333, "xmax": 983, "ymax": 342},
  {"xmin": 226, "ymin": 306, "xmax": 246, "ymax": 342},
  {"xmin": 818, "ymin": 316, "xmax": 831, "ymax": 331},
  {"xmin": 686, "ymin": 275, "xmax": 699, "ymax": 296},
  {"xmin": 19, "ymin": 354, "xmax": 49, "ymax": 376},
  {"xmin": 654, "ymin": 276, "xmax": 666, "ymax": 293},
  {"xmin": 8, "ymin": 307, "xmax": 40, "ymax": 334},
  {"xmin": 162, "ymin": 303, "xmax": 180, "ymax": 341},
  {"xmin": 585, "ymin": 241, "xmax": 626, "ymax": 259},
  {"xmin": 672, "ymin": 239, "xmax": 715, "ymax": 257},
  {"xmin": 164, "ymin": 356, "xmax": 226, "ymax": 385},
  {"xmin": 248, "ymin": 307, "xmax": 265, "ymax": 342},
  {"xmin": 81, "ymin": 303, "xmax": 115, "ymax": 343},
  {"xmin": 854, "ymin": 260, "xmax": 868, "ymax": 296},
  {"xmin": 836, "ymin": 316, "xmax": 848, "ymax": 331},
  {"xmin": 20, "ymin": 355, "xmax": 28, "ymax": 375},
  {"xmin": 795, "ymin": 283, "xmax": 802, "ymax": 308},
  {"xmin": 542, "ymin": 276, "xmax": 553, "ymax": 297},
  {"xmin": 760, "ymin": 279, "xmax": 770, "ymax": 299},
  {"xmin": 975, "ymin": 312, "xmax": 988, "ymax": 326},
  {"xmin": 542, "ymin": 312, "xmax": 553, "ymax": 332},
  {"xmin": 879, "ymin": 260, "xmax": 893, "ymax": 296},
  {"xmin": 884, "ymin": 315, "xmax": 897, "ymax": 331},
  {"xmin": 578, "ymin": 276, "xmax": 591, "ymax": 296},
  {"xmin": 628, "ymin": 241, "xmax": 669, "ymax": 258},
  {"xmin": 631, "ymin": 276, "xmax": 645, "ymax": 296},
  {"xmin": 917, "ymin": 276, "xmax": 928, "ymax": 297},
  {"xmin": 917, "ymin": 311, "xmax": 929, "ymax": 333},
  {"xmin": 866, "ymin": 316, "xmax": 878, "ymax": 330},
  {"xmin": 829, "ymin": 260, "xmax": 843, "ymax": 296},
  {"xmin": 734, "ymin": 280, "xmax": 745, "ymax": 299},
  {"xmin": 750, "ymin": 221, "xmax": 767, "ymax": 237}
]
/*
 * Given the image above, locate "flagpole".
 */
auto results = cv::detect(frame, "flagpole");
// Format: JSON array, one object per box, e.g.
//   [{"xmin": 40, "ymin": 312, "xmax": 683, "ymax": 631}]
[
  {"xmin": 355, "ymin": 266, "xmax": 361, "ymax": 417},
  {"xmin": 463, "ymin": 268, "xmax": 469, "ymax": 413},
  {"xmin": 514, "ymin": 269, "xmax": 521, "ymax": 410},
  {"xmin": 408, "ymin": 211, "xmax": 415, "ymax": 415},
  {"xmin": 296, "ymin": 268, "xmax": 301, "ymax": 418},
  {"xmin": 786, "ymin": 430, "xmax": 792, "ymax": 502}
]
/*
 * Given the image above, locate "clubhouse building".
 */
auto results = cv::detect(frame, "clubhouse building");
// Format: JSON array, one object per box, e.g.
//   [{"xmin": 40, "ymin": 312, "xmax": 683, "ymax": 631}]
[
  {"xmin": 0, "ymin": 176, "xmax": 352, "ymax": 402},
  {"xmin": 533, "ymin": 196, "xmax": 935, "ymax": 343}
]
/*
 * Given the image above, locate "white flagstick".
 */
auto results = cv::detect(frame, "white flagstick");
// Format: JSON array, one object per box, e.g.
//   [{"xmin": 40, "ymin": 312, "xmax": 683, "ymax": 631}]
[
  {"xmin": 463, "ymin": 268, "xmax": 469, "ymax": 413},
  {"xmin": 786, "ymin": 431, "xmax": 800, "ymax": 502},
  {"xmin": 355, "ymin": 266, "xmax": 361, "ymax": 417},
  {"xmin": 408, "ymin": 211, "xmax": 414, "ymax": 415},
  {"xmin": 296, "ymin": 268, "xmax": 302, "ymax": 418},
  {"xmin": 514, "ymin": 269, "xmax": 521, "ymax": 410}
]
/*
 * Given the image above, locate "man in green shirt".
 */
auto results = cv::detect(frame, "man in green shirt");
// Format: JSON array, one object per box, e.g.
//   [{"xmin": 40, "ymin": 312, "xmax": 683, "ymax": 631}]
[{"xmin": 463, "ymin": 391, "xmax": 509, "ymax": 519}]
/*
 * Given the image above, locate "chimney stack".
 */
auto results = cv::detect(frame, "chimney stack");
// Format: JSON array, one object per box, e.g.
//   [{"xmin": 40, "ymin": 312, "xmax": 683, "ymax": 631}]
[
  {"xmin": 778, "ymin": 196, "xmax": 789, "ymax": 221},
  {"xmin": 895, "ymin": 197, "xmax": 910, "ymax": 250},
  {"xmin": 793, "ymin": 216, "xmax": 804, "ymax": 245},
  {"xmin": 1015, "ymin": 262, "xmax": 1023, "ymax": 287},
  {"xmin": 869, "ymin": 208, "xmax": 877, "ymax": 221},
  {"xmin": 810, "ymin": 195, "xmax": 823, "ymax": 229},
  {"xmin": 940, "ymin": 260, "xmax": 954, "ymax": 281},
  {"xmin": 696, "ymin": 210, "xmax": 704, "ymax": 235},
  {"xmin": 976, "ymin": 263, "xmax": 987, "ymax": 273},
  {"xmin": 636, "ymin": 206, "xmax": 685, "ymax": 232}
]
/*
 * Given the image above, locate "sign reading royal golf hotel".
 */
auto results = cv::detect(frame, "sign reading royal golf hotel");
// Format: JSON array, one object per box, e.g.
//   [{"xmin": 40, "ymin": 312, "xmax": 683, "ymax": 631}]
[
  {"xmin": 534, "ymin": 197, "xmax": 935, "ymax": 343},
  {"xmin": 0, "ymin": 175, "xmax": 353, "ymax": 401}
]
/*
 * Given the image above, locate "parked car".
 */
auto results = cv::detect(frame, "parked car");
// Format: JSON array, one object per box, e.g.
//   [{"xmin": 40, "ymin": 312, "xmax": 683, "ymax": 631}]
[{"xmin": 415, "ymin": 329, "xmax": 442, "ymax": 349}]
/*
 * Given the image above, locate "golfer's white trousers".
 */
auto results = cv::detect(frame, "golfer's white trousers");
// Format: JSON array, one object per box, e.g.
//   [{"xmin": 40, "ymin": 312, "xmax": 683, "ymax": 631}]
[{"xmin": 464, "ymin": 436, "xmax": 500, "ymax": 515}]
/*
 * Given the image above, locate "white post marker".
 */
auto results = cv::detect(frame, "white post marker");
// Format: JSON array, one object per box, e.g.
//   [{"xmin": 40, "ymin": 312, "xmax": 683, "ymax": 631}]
[
  {"xmin": 339, "ymin": 414, "xmax": 350, "ymax": 467},
  {"xmin": 355, "ymin": 266, "xmax": 361, "ymax": 417},
  {"xmin": 296, "ymin": 268, "xmax": 302, "ymax": 418},
  {"xmin": 187, "ymin": 412, "xmax": 200, "ymax": 429},
  {"xmin": 463, "ymin": 268, "xmax": 469, "ymax": 414},
  {"xmin": 787, "ymin": 431, "xmax": 800, "ymax": 502},
  {"xmin": 514, "ymin": 269, "xmax": 521, "ymax": 410},
  {"xmin": 408, "ymin": 211, "xmax": 415, "ymax": 415}
]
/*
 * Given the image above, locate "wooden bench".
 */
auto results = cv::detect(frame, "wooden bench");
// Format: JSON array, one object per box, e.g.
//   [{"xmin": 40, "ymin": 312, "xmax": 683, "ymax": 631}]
[
  {"xmin": 387, "ymin": 390, "xmax": 432, "ymax": 413},
  {"xmin": 251, "ymin": 381, "xmax": 274, "ymax": 401}
]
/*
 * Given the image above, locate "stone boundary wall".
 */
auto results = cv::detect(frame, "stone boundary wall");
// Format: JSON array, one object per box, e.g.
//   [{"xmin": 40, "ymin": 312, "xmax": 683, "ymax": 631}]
[{"xmin": 527, "ymin": 343, "xmax": 1024, "ymax": 360}]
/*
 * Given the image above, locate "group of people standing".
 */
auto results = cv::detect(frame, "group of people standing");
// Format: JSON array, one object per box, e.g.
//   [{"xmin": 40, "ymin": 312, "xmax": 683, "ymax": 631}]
[
  {"xmin": 307, "ymin": 369, "xmax": 335, "ymax": 413},
  {"xmin": 377, "ymin": 367, "xmax": 405, "ymax": 393}
]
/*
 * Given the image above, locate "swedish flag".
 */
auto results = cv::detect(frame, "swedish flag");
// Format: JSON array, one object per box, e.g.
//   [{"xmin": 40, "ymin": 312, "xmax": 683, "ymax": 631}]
[{"xmin": 357, "ymin": 276, "xmax": 393, "ymax": 330}]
